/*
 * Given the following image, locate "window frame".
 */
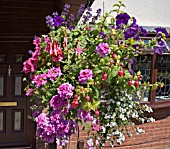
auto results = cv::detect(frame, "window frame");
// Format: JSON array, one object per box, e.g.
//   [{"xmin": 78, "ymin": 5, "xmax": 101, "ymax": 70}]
[{"xmin": 139, "ymin": 36, "xmax": 170, "ymax": 108}]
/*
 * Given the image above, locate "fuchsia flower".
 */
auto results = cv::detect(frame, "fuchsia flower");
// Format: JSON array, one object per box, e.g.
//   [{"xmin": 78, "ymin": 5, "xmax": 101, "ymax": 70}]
[
  {"xmin": 75, "ymin": 45, "xmax": 86, "ymax": 56},
  {"xmin": 49, "ymin": 41, "xmax": 63, "ymax": 62},
  {"xmin": 78, "ymin": 69, "xmax": 93, "ymax": 84},
  {"xmin": 102, "ymin": 72, "xmax": 108, "ymax": 81},
  {"xmin": 95, "ymin": 42, "xmax": 111, "ymax": 58},
  {"xmin": 47, "ymin": 67, "xmax": 62, "ymax": 81}
]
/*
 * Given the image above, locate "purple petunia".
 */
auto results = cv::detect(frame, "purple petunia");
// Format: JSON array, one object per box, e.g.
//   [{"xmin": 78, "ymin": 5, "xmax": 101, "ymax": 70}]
[
  {"xmin": 57, "ymin": 83, "xmax": 74, "ymax": 99},
  {"xmin": 54, "ymin": 16, "xmax": 65, "ymax": 27},
  {"xmin": 124, "ymin": 18, "xmax": 147, "ymax": 40},
  {"xmin": 47, "ymin": 67, "xmax": 62, "ymax": 81},
  {"xmin": 154, "ymin": 27, "xmax": 169, "ymax": 37},
  {"xmin": 129, "ymin": 68, "xmax": 134, "ymax": 75},
  {"xmin": 95, "ymin": 43, "xmax": 111, "ymax": 58},
  {"xmin": 23, "ymin": 58, "xmax": 38, "ymax": 74},
  {"xmin": 129, "ymin": 59, "xmax": 134, "ymax": 64},
  {"xmin": 154, "ymin": 39, "xmax": 167, "ymax": 55},
  {"xmin": 116, "ymin": 13, "xmax": 130, "ymax": 29},
  {"xmin": 32, "ymin": 110, "xmax": 40, "ymax": 118},
  {"xmin": 100, "ymin": 32, "xmax": 106, "ymax": 39},
  {"xmin": 33, "ymin": 73, "xmax": 48, "ymax": 87},
  {"xmin": 36, "ymin": 113, "xmax": 56, "ymax": 143},
  {"xmin": 78, "ymin": 69, "xmax": 93, "ymax": 84},
  {"xmin": 124, "ymin": 24, "xmax": 139, "ymax": 39},
  {"xmin": 68, "ymin": 25, "xmax": 74, "ymax": 31},
  {"xmin": 50, "ymin": 95, "xmax": 67, "ymax": 110}
]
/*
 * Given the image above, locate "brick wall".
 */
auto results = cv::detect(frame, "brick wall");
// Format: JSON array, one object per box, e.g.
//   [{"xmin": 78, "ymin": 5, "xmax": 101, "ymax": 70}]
[{"xmin": 65, "ymin": 107, "xmax": 170, "ymax": 149}]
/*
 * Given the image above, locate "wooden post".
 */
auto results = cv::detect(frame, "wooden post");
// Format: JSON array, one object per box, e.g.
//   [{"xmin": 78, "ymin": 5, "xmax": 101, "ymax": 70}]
[
  {"xmin": 49, "ymin": 142, "xmax": 57, "ymax": 149},
  {"xmin": 62, "ymin": 145, "xmax": 67, "ymax": 149},
  {"xmin": 77, "ymin": 140, "xmax": 84, "ymax": 149}
]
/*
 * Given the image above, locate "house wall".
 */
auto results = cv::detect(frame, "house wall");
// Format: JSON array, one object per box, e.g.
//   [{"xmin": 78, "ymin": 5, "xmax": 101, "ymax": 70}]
[{"xmin": 90, "ymin": 0, "xmax": 170, "ymax": 29}]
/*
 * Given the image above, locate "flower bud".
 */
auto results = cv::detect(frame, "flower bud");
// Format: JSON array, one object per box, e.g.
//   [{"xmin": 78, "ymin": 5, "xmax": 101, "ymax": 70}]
[{"xmin": 102, "ymin": 72, "xmax": 108, "ymax": 81}]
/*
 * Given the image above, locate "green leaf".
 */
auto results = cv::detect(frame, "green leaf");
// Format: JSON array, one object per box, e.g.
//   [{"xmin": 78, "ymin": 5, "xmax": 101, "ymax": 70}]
[
  {"xmin": 92, "ymin": 85, "xmax": 99, "ymax": 99},
  {"xmin": 91, "ymin": 101, "xmax": 100, "ymax": 111},
  {"xmin": 73, "ymin": 31, "xmax": 80, "ymax": 36},
  {"xmin": 113, "ymin": 4, "xmax": 120, "ymax": 7},
  {"xmin": 90, "ymin": 30, "xmax": 100, "ymax": 37},
  {"xmin": 152, "ymin": 83, "xmax": 158, "ymax": 90}
]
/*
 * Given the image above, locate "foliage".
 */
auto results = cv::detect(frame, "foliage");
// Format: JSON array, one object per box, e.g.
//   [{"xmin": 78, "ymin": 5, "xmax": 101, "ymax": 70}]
[{"xmin": 23, "ymin": 1, "xmax": 169, "ymax": 148}]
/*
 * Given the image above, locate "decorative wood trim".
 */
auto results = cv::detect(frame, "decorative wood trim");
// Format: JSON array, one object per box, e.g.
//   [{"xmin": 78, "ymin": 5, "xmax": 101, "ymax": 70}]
[
  {"xmin": 12, "ymin": 109, "xmax": 24, "ymax": 132},
  {"xmin": 0, "ymin": 110, "xmax": 6, "ymax": 133},
  {"xmin": 149, "ymin": 53, "xmax": 157, "ymax": 104},
  {"xmin": 0, "ymin": 102, "xmax": 17, "ymax": 107}
]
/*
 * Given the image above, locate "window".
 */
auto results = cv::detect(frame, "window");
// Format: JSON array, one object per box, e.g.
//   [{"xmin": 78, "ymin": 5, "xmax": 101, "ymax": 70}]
[{"xmin": 132, "ymin": 37, "xmax": 170, "ymax": 108}]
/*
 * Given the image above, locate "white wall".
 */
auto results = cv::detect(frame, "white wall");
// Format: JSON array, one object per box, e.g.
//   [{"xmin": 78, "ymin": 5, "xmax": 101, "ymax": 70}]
[{"xmin": 91, "ymin": 0, "xmax": 170, "ymax": 28}]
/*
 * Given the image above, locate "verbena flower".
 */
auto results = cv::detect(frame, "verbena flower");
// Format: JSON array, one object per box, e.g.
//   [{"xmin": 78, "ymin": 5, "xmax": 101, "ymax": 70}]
[
  {"xmin": 45, "ymin": 15, "xmax": 54, "ymax": 29},
  {"xmin": 82, "ymin": 7, "xmax": 93, "ymax": 23},
  {"xmin": 91, "ymin": 8, "xmax": 102, "ymax": 24},
  {"xmin": 77, "ymin": 4, "xmax": 85, "ymax": 17},
  {"xmin": 69, "ymin": 14, "xmax": 75, "ymax": 21},
  {"xmin": 57, "ymin": 83, "xmax": 74, "ymax": 99},
  {"xmin": 78, "ymin": 69, "xmax": 93, "ymax": 84},
  {"xmin": 53, "ymin": 12, "xmax": 58, "ymax": 17},
  {"xmin": 95, "ymin": 43, "xmax": 111, "ymax": 58},
  {"xmin": 61, "ymin": 4, "xmax": 70, "ymax": 16}
]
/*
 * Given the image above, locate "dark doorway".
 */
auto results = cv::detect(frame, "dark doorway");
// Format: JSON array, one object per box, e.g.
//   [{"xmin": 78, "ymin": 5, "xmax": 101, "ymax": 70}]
[{"xmin": 0, "ymin": 42, "xmax": 35, "ymax": 148}]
